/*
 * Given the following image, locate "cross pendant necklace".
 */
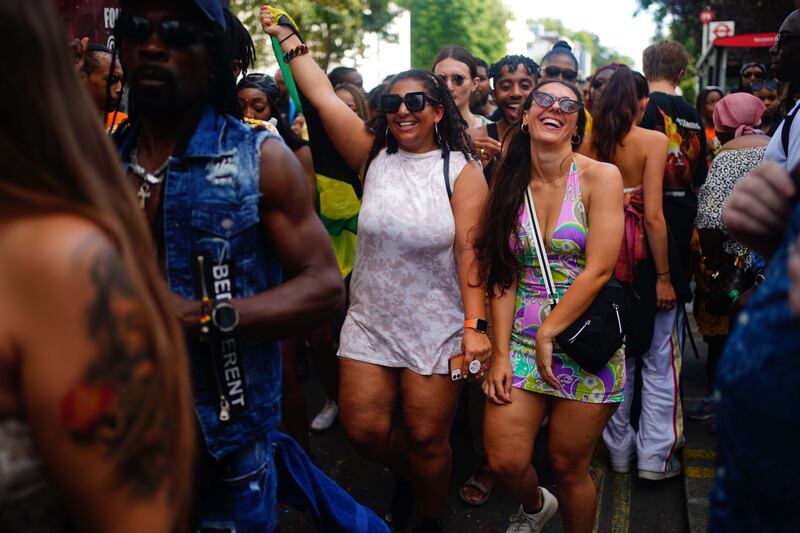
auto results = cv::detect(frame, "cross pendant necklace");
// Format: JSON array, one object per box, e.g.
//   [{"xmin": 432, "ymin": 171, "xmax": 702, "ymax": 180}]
[{"xmin": 130, "ymin": 146, "xmax": 169, "ymax": 210}]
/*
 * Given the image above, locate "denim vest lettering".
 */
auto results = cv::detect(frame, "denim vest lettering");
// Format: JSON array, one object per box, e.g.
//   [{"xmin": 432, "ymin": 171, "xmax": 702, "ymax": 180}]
[{"xmin": 118, "ymin": 107, "xmax": 282, "ymax": 459}]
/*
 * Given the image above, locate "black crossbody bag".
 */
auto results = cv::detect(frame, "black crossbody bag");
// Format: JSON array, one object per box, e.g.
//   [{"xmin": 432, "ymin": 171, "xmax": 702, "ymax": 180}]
[{"xmin": 523, "ymin": 183, "xmax": 628, "ymax": 372}]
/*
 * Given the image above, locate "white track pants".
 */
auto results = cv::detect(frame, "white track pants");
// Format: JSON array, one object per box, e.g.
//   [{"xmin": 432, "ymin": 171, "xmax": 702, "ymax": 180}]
[{"xmin": 603, "ymin": 307, "xmax": 684, "ymax": 472}]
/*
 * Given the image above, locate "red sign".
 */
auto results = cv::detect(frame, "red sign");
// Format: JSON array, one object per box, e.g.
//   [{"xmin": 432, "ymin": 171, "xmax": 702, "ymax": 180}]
[
  {"xmin": 714, "ymin": 33, "xmax": 779, "ymax": 48},
  {"xmin": 52, "ymin": 0, "xmax": 120, "ymax": 47},
  {"xmin": 700, "ymin": 9, "xmax": 715, "ymax": 24}
]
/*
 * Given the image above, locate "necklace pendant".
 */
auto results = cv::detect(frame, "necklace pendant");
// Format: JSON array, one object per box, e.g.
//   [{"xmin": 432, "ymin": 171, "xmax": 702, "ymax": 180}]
[{"xmin": 137, "ymin": 182, "xmax": 152, "ymax": 210}]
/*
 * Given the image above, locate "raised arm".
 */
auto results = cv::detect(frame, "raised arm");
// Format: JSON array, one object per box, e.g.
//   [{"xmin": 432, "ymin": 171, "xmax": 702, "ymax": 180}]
[
  {"xmin": 642, "ymin": 131, "xmax": 676, "ymax": 309},
  {"xmin": 259, "ymin": 6, "xmax": 373, "ymax": 171},
  {"xmin": 9, "ymin": 218, "xmax": 186, "ymax": 532},
  {"xmin": 451, "ymin": 161, "xmax": 492, "ymax": 372}
]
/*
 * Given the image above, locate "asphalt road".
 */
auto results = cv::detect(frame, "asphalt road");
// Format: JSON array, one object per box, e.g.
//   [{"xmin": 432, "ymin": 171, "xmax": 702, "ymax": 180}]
[{"xmin": 275, "ymin": 335, "xmax": 709, "ymax": 533}]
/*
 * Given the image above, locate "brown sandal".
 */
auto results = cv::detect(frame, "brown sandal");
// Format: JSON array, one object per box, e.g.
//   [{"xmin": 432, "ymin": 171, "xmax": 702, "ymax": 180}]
[{"xmin": 458, "ymin": 467, "xmax": 495, "ymax": 506}]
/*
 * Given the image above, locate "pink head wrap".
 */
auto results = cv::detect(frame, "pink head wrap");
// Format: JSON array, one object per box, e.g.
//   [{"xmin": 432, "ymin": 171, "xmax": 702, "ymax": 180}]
[{"xmin": 712, "ymin": 92, "xmax": 767, "ymax": 138}]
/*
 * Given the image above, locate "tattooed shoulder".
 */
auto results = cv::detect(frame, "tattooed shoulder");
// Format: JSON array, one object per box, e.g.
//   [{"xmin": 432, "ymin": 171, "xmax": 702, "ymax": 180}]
[{"xmin": 61, "ymin": 234, "xmax": 170, "ymax": 498}]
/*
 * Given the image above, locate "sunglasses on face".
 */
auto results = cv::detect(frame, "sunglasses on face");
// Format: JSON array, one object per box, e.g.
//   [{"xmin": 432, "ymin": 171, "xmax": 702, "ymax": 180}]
[
  {"xmin": 776, "ymin": 33, "xmax": 800, "ymax": 49},
  {"xmin": 543, "ymin": 66, "xmax": 578, "ymax": 83},
  {"xmin": 381, "ymin": 91, "xmax": 438, "ymax": 113},
  {"xmin": 440, "ymin": 73, "xmax": 467, "ymax": 87},
  {"xmin": 119, "ymin": 15, "xmax": 209, "ymax": 48},
  {"xmin": 742, "ymin": 70, "xmax": 764, "ymax": 79},
  {"xmin": 531, "ymin": 91, "xmax": 583, "ymax": 114},
  {"xmin": 591, "ymin": 78, "xmax": 606, "ymax": 90},
  {"xmin": 751, "ymin": 80, "xmax": 780, "ymax": 91}
]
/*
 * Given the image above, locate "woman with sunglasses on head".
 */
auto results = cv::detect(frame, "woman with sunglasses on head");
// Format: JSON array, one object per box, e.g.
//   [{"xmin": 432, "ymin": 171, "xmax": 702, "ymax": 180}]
[
  {"xmin": 433, "ymin": 46, "xmax": 489, "ymax": 130},
  {"xmin": 581, "ymin": 67, "xmax": 676, "ymax": 472},
  {"xmin": 0, "ymin": 0, "xmax": 194, "ymax": 530},
  {"xmin": 752, "ymin": 79, "xmax": 783, "ymax": 135},
  {"xmin": 260, "ymin": 8, "xmax": 490, "ymax": 532},
  {"xmin": 477, "ymin": 80, "xmax": 624, "ymax": 533}
]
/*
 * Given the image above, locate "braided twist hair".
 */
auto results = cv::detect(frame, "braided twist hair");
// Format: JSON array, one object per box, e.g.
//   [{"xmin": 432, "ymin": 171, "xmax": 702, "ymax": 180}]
[
  {"xmin": 224, "ymin": 8, "xmax": 257, "ymax": 76},
  {"xmin": 488, "ymin": 55, "xmax": 539, "ymax": 84},
  {"xmin": 364, "ymin": 69, "xmax": 476, "ymax": 177}
]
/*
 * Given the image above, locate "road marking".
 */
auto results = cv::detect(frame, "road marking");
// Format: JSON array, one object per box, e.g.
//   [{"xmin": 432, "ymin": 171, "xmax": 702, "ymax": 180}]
[
  {"xmin": 609, "ymin": 471, "xmax": 631, "ymax": 533},
  {"xmin": 685, "ymin": 448, "xmax": 716, "ymax": 460},
  {"xmin": 591, "ymin": 462, "xmax": 607, "ymax": 533},
  {"xmin": 685, "ymin": 466, "xmax": 715, "ymax": 479}
]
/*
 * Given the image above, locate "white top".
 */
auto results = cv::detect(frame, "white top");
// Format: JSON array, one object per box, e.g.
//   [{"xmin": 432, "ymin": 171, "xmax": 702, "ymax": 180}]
[
  {"xmin": 765, "ymin": 100, "xmax": 800, "ymax": 171},
  {"xmin": 338, "ymin": 147, "xmax": 469, "ymax": 375}
]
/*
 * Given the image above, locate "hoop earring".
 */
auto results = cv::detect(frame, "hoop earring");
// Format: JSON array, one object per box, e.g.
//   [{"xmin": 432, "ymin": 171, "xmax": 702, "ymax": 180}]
[
  {"xmin": 571, "ymin": 133, "xmax": 581, "ymax": 145},
  {"xmin": 521, "ymin": 122, "xmax": 529, "ymax": 134}
]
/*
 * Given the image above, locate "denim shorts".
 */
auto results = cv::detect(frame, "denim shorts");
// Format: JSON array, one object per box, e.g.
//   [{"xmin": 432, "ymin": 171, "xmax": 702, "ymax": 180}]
[{"xmin": 194, "ymin": 433, "xmax": 276, "ymax": 533}]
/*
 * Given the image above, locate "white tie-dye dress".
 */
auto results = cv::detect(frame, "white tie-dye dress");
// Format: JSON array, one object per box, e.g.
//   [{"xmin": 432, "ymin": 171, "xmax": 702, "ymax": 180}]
[{"xmin": 338, "ymin": 147, "xmax": 469, "ymax": 375}]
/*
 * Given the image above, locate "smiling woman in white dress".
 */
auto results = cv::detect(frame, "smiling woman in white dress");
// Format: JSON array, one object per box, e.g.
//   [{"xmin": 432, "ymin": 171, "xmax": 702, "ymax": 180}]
[{"xmin": 261, "ymin": 7, "xmax": 491, "ymax": 532}]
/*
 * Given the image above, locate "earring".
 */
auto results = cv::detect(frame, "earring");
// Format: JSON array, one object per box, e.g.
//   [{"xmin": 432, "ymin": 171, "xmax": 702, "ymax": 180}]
[
  {"xmin": 521, "ymin": 122, "xmax": 529, "ymax": 134},
  {"xmin": 386, "ymin": 125, "xmax": 391, "ymax": 140},
  {"xmin": 571, "ymin": 133, "xmax": 581, "ymax": 145},
  {"xmin": 434, "ymin": 122, "xmax": 440, "ymax": 143}
]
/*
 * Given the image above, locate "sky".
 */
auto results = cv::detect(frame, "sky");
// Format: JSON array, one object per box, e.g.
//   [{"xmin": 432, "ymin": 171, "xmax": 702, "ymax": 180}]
[{"xmin": 502, "ymin": 0, "xmax": 661, "ymax": 70}]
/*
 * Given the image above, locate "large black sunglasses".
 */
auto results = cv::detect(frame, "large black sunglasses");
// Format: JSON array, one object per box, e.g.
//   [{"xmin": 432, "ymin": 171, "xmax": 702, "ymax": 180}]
[
  {"xmin": 751, "ymin": 80, "xmax": 781, "ymax": 91},
  {"xmin": 531, "ymin": 91, "xmax": 583, "ymax": 114},
  {"xmin": 381, "ymin": 92, "xmax": 439, "ymax": 113},
  {"xmin": 118, "ymin": 15, "xmax": 210, "ymax": 48},
  {"xmin": 544, "ymin": 65, "xmax": 578, "ymax": 83},
  {"xmin": 775, "ymin": 33, "xmax": 800, "ymax": 49}
]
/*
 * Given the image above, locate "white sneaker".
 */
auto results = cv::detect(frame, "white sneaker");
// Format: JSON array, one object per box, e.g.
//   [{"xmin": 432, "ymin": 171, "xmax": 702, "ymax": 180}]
[
  {"xmin": 638, "ymin": 459, "xmax": 682, "ymax": 481},
  {"xmin": 310, "ymin": 400, "xmax": 338, "ymax": 432},
  {"xmin": 505, "ymin": 487, "xmax": 558, "ymax": 533}
]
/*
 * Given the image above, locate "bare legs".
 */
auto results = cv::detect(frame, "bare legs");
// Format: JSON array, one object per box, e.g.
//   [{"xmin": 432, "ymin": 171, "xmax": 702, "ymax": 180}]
[
  {"xmin": 485, "ymin": 387, "xmax": 617, "ymax": 533},
  {"xmin": 337, "ymin": 358, "xmax": 461, "ymax": 522}
]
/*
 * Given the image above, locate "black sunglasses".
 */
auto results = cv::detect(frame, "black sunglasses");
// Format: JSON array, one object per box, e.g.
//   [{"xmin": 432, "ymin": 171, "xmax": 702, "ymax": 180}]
[
  {"xmin": 531, "ymin": 91, "xmax": 583, "ymax": 114},
  {"xmin": 751, "ymin": 80, "xmax": 780, "ymax": 91},
  {"xmin": 544, "ymin": 66, "xmax": 578, "ymax": 83},
  {"xmin": 118, "ymin": 15, "xmax": 210, "ymax": 48},
  {"xmin": 776, "ymin": 33, "xmax": 800, "ymax": 49},
  {"xmin": 381, "ymin": 91, "xmax": 438, "ymax": 113},
  {"xmin": 591, "ymin": 78, "xmax": 606, "ymax": 90},
  {"xmin": 742, "ymin": 70, "xmax": 764, "ymax": 80},
  {"xmin": 441, "ymin": 73, "xmax": 466, "ymax": 87}
]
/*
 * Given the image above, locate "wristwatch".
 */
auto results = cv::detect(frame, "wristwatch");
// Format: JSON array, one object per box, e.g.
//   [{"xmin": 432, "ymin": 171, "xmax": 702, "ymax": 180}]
[
  {"xmin": 464, "ymin": 318, "xmax": 488, "ymax": 334},
  {"xmin": 211, "ymin": 300, "xmax": 240, "ymax": 333}
]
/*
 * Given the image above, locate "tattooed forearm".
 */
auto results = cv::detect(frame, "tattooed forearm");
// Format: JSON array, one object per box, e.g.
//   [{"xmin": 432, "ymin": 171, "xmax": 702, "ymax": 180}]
[{"xmin": 61, "ymin": 240, "xmax": 169, "ymax": 497}]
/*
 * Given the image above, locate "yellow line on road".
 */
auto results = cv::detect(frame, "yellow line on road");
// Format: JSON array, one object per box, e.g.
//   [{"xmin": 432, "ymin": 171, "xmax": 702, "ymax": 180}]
[
  {"xmin": 609, "ymin": 471, "xmax": 631, "ymax": 533},
  {"xmin": 685, "ymin": 448, "xmax": 716, "ymax": 460},
  {"xmin": 591, "ymin": 462, "xmax": 606, "ymax": 533},
  {"xmin": 685, "ymin": 466, "xmax": 715, "ymax": 479}
]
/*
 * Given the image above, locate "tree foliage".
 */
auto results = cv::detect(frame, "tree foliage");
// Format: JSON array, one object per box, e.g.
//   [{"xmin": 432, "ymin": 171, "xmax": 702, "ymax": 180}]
[
  {"xmin": 231, "ymin": 0, "xmax": 397, "ymax": 71},
  {"xmin": 532, "ymin": 18, "xmax": 635, "ymax": 71},
  {"xmin": 396, "ymin": 0, "xmax": 512, "ymax": 69}
]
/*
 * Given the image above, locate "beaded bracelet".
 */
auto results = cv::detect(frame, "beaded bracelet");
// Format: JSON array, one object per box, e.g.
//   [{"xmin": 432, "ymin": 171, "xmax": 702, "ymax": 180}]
[
  {"xmin": 199, "ymin": 296, "xmax": 212, "ymax": 343},
  {"xmin": 283, "ymin": 43, "xmax": 309, "ymax": 63}
]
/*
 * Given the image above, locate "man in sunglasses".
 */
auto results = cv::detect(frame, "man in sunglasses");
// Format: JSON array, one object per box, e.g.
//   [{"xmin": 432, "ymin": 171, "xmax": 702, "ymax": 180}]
[
  {"xmin": 113, "ymin": 1, "xmax": 344, "ymax": 530},
  {"xmin": 765, "ymin": 9, "xmax": 800, "ymax": 170},
  {"xmin": 737, "ymin": 62, "xmax": 768, "ymax": 93}
]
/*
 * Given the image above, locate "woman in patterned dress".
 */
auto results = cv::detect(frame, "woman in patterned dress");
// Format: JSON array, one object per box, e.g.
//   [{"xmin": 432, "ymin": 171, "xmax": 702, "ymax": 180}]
[{"xmin": 477, "ymin": 81, "xmax": 624, "ymax": 533}]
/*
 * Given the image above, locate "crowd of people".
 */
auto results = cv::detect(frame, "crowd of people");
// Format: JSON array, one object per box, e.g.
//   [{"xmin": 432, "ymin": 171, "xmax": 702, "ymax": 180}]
[{"xmin": 2, "ymin": 0, "xmax": 800, "ymax": 532}]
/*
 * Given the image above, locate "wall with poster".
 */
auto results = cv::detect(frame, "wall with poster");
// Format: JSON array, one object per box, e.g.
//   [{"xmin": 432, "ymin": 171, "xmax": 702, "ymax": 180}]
[{"xmin": 53, "ymin": 0, "xmax": 120, "ymax": 48}]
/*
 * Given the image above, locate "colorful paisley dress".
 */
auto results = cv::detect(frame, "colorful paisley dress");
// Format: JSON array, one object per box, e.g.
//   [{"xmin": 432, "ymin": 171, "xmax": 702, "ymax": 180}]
[{"xmin": 509, "ymin": 160, "xmax": 625, "ymax": 403}]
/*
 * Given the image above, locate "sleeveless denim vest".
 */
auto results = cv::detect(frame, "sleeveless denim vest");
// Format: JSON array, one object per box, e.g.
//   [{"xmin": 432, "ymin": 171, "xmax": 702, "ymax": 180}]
[{"xmin": 118, "ymin": 107, "xmax": 282, "ymax": 459}]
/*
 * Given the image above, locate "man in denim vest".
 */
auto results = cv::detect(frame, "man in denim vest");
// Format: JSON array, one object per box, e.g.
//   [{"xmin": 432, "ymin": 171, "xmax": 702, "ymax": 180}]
[{"xmin": 114, "ymin": 1, "xmax": 344, "ymax": 530}]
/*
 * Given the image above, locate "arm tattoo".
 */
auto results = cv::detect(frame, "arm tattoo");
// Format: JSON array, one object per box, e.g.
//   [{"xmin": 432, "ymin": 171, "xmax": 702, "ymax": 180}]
[{"xmin": 61, "ymin": 241, "xmax": 169, "ymax": 497}]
